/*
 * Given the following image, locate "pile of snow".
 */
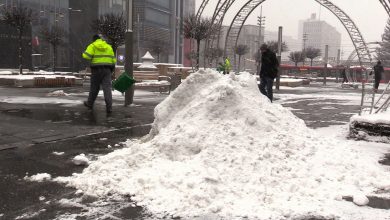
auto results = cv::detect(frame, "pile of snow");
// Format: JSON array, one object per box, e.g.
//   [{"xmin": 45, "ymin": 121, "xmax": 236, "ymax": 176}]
[
  {"xmin": 47, "ymin": 90, "xmax": 69, "ymax": 97},
  {"xmin": 56, "ymin": 70, "xmax": 390, "ymax": 219},
  {"xmin": 25, "ymin": 173, "xmax": 52, "ymax": 182},
  {"xmin": 350, "ymin": 110, "xmax": 390, "ymax": 125},
  {"xmin": 72, "ymin": 154, "xmax": 90, "ymax": 166}
]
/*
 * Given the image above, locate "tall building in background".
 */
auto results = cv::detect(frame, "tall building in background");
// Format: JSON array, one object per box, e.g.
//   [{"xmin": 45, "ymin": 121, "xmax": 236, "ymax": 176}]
[
  {"xmin": 298, "ymin": 13, "xmax": 341, "ymax": 62},
  {"xmin": 264, "ymin": 30, "xmax": 300, "ymax": 61},
  {"xmin": 0, "ymin": 0, "xmax": 186, "ymax": 71}
]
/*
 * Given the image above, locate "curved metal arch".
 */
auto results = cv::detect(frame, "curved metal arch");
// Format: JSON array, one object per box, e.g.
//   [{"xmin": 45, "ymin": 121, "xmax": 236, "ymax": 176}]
[
  {"xmin": 344, "ymin": 42, "xmax": 380, "ymax": 66},
  {"xmin": 211, "ymin": 0, "xmax": 236, "ymax": 48},
  {"xmin": 224, "ymin": 0, "xmax": 264, "ymax": 63},
  {"xmin": 379, "ymin": 0, "xmax": 390, "ymax": 16},
  {"xmin": 196, "ymin": 0, "xmax": 210, "ymax": 19},
  {"xmin": 223, "ymin": 0, "xmax": 372, "ymax": 69},
  {"xmin": 315, "ymin": 0, "xmax": 372, "ymax": 66}
]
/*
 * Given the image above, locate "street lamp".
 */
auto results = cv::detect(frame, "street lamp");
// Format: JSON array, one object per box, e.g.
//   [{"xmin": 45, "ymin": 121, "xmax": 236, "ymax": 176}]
[{"xmin": 124, "ymin": 0, "xmax": 134, "ymax": 106}]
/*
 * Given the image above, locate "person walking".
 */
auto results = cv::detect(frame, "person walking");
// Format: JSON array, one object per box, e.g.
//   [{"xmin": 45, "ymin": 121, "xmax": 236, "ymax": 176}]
[
  {"xmin": 258, "ymin": 44, "xmax": 279, "ymax": 102},
  {"xmin": 341, "ymin": 67, "xmax": 348, "ymax": 84},
  {"xmin": 372, "ymin": 61, "xmax": 384, "ymax": 93},
  {"xmin": 82, "ymin": 34, "xmax": 116, "ymax": 114}
]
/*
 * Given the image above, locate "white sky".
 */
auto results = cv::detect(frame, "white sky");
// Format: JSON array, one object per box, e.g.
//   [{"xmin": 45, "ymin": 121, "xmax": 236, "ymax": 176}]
[{"xmin": 196, "ymin": 0, "xmax": 389, "ymax": 58}]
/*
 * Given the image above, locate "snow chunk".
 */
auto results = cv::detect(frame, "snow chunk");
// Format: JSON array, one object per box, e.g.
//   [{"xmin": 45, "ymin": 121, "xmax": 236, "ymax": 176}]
[
  {"xmin": 25, "ymin": 173, "xmax": 51, "ymax": 182},
  {"xmin": 46, "ymin": 90, "xmax": 69, "ymax": 97},
  {"xmin": 52, "ymin": 151, "xmax": 65, "ymax": 156},
  {"xmin": 353, "ymin": 193, "xmax": 369, "ymax": 206},
  {"xmin": 72, "ymin": 154, "xmax": 90, "ymax": 166}
]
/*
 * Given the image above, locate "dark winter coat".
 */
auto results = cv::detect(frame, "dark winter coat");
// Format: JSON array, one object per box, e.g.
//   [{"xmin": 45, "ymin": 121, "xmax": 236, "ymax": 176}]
[
  {"xmin": 373, "ymin": 63, "xmax": 384, "ymax": 80},
  {"xmin": 259, "ymin": 49, "xmax": 279, "ymax": 79}
]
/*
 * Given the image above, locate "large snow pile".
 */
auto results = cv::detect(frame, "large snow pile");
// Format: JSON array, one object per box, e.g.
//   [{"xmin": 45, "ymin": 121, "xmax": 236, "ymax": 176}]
[{"xmin": 56, "ymin": 70, "xmax": 390, "ymax": 219}]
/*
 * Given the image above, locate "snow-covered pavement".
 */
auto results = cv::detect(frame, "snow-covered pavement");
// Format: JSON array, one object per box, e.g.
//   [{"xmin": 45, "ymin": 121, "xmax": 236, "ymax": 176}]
[
  {"xmin": 1, "ymin": 71, "xmax": 389, "ymax": 219},
  {"xmin": 51, "ymin": 71, "xmax": 390, "ymax": 220}
]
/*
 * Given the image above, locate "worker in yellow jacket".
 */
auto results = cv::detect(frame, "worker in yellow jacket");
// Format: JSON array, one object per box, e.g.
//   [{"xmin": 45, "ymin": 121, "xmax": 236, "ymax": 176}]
[{"xmin": 82, "ymin": 34, "xmax": 116, "ymax": 114}]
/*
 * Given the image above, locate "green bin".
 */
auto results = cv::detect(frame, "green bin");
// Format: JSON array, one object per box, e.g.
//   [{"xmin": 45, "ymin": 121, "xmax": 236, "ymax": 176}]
[{"xmin": 112, "ymin": 72, "xmax": 136, "ymax": 93}]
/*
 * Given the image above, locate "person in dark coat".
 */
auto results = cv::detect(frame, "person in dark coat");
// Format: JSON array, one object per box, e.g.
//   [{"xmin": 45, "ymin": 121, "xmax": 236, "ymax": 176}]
[
  {"xmin": 341, "ymin": 67, "xmax": 348, "ymax": 83},
  {"xmin": 258, "ymin": 44, "xmax": 279, "ymax": 102},
  {"xmin": 372, "ymin": 61, "xmax": 384, "ymax": 93}
]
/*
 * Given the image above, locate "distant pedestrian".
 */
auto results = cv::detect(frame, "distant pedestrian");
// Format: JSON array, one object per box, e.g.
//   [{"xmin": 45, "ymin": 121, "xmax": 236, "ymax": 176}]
[
  {"xmin": 372, "ymin": 61, "xmax": 384, "ymax": 93},
  {"xmin": 224, "ymin": 57, "xmax": 231, "ymax": 74},
  {"xmin": 258, "ymin": 44, "xmax": 279, "ymax": 102},
  {"xmin": 341, "ymin": 67, "xmax": 348, "ymax": 83},
  {"xmin": 82, "ymin": 34, "xmax": 116, "ymax": 114}
]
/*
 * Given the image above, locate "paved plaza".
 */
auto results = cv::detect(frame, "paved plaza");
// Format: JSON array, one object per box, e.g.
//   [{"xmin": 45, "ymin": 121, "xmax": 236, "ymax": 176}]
[{"xmin": 0, "ymin": 81, "xmax": 388, "ymax": 219}]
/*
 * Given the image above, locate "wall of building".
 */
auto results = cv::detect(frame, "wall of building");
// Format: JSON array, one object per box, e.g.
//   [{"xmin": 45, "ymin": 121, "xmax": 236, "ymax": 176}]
[
  {"xmin": 0, "ymin": 21, "xmax": 32, "ymax": 69},
  {"xmin": 299, "ymin": 13, "xmax": 341, "ymax": 63},
  {"xmin": 0, "ymin": 0, "xmax": 186, "ymax": 71}
]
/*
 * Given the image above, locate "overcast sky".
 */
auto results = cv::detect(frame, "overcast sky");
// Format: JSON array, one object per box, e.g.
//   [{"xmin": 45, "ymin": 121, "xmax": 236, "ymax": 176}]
[{"xmin": 196, "ymin": 0, "xmax": 389, "ymax": 58}]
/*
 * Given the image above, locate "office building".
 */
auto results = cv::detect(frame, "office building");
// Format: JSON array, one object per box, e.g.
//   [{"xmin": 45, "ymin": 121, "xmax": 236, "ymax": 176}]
[
  {"xmin": 0, "ymin": 0, "xmax": 187, "ymax": 71},
  {"xmin": 298, "ymin": 13, "xmax": 341, "ymax": 62}
]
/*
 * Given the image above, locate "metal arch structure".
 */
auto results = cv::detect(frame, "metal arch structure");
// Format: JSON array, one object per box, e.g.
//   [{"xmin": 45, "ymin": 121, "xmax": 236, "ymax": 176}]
[
  {"xmin": 196, "ymin": 0, "xmax": 210, "ymax": 19},
  {"xmin": 223, "ymin": 0, "xmax": 372, "ymax": 69},
  {"xmin": 315, "ymin": 0, "xmax": 372, "ymax": 66},
  {"xmin": 201, "ymin": 0, "xmax": 236, "ymax": 66},
  {"xmin": 379, "ymin": 0, "xmax": 390, "ymax": 16},
  {"xmin": 224, "ymin": 0, "xmax": 264, "ymax": 66},
  {"xmin": 343, "ymin": 42, "xmax": 380, "ymax": 66},
  {"xmin": 208, "ymin": 0, "xmax": 235, "ymax": 49}
]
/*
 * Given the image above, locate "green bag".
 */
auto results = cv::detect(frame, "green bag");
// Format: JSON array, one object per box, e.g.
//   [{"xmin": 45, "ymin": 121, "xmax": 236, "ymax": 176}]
[{"xmin": 112, "ymin": 72, "xmax": 136, "ymax": 93}]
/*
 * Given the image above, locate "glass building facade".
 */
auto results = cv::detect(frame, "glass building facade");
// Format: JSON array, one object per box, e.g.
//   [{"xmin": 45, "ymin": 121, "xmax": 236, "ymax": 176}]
[{"xmin": 0, "ymin": 0, "xmax": 186, "ymax": 71}]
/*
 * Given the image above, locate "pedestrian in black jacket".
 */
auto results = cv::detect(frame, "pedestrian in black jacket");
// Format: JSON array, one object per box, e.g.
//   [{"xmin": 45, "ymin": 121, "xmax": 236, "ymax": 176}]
[
  {"xmin": 372, "ymin": 61, "xmax": 384, "ymax": 93},
  {"xmin": 258, "ymin": 44, "xmax": 279, "ymax": 102}
]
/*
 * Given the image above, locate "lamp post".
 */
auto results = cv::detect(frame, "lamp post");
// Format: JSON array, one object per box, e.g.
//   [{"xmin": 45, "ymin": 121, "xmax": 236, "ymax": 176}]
[
  {"xmin": 257, "ymin": 6, "xmax": 266, "ymax": 49},
  {"xmin": 302, "ymin": 33, "xmax": 308, "ymax": 66},
  {"xmin": 124, "ymin": 0, "xmax": 134, "ymax": 106}
]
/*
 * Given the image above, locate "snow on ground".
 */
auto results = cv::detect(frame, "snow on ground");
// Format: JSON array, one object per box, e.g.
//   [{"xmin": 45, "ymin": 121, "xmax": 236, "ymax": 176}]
[
  {"xmin": 47, "ymin": 90, "xmax": 69, "ymax": 97},
  {"xmin": 52, "ymin": 151, "xmax": 65, "ymax": 156},
  {"xmin": 0, "ymin": 71, "xmax": 12, "ymax": 75},
  {"xmin": 24, "ymin": 173, "xmax": 52, "ymax": 182},
  {"xmin": 55, "ymin": 70, "xmax": 390, "ymax": 220},
  {"xmin": 276, "ymin": 86, "xmax": 362, "ymax": 106},
  {"xmin": 0, "ymin": 74, "xmax": 77, "ymax": 79},
  {"xmin": 72, "ymin": 154, "xmax": 90, "ymax": 166},
  {"xmin": 351, "ymin": 110, "xmax": 390, "ymax": 125},
  {"xmin": 0, "ymin": 89, "xmax": 166, "ymax": 107}
]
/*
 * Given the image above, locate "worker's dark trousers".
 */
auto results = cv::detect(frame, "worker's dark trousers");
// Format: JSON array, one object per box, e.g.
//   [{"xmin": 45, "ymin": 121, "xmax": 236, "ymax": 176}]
[{"xmin": 87, "ymin": 66, "xmax": 112, "ymax": 111}]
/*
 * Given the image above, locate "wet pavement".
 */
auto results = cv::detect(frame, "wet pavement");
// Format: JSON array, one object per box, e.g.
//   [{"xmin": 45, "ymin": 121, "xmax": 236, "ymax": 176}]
[{"xmin": 0, "ymin": 83, "xmax": 389, "ymax": 219}]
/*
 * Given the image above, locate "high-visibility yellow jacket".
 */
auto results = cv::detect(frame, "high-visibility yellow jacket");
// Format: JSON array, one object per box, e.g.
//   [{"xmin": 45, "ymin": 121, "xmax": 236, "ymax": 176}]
[
  {"xmin": 82, "ymin": 39, "xmax": 116, "ymax": 67},
  {"xmin": 225, "ymin": 58, "xmax": 231, "ymax": 72}
]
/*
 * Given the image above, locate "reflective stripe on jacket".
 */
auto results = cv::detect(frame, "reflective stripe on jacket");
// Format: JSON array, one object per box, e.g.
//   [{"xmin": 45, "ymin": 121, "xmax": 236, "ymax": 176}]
[{"xmin": 82, "ymin": 39, "xmax": 116, "ymax": 67}]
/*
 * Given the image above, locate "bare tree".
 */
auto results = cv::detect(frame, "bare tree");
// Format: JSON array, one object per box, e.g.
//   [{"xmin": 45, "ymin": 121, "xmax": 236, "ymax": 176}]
[
  {"xmin": 91, "ymin": 13, "xmax": 126, "ymax": 54},
  {"xmin": 183, "ymin": 15, "xmax": 217, "ymax": 69},
  {"xmin": 265, "ymin": 41, "xmax": 288, "ymax": 53},
  {"xmin": 41, "ymin": 26, "xmax": 66, "ymax": 72},
  {"xmin": 149, "ymin": 40, "xmax": 168, "ymax": 62},
  {"xmin": 1, "ymin": 4, "xmax": 33, "ymax": 74},
  {"xmin": 289, "ymin": 51, "xmax": 305, "ymax": 66},
  {"xmin": 376, "ymin": 19, "xmax": 390, "ymax": 66},
  {"xmin": 235, "ymin": 44, "xmax": 249, "ymax": 72},
  {"xmin": 254, "ymin": 41, "xmax": 288, "ymax": 63},
  {"xmin": 185, "ymin": 51, "xmax": 198, "ymax": 70},
  {"xmin": 204, "ymin": 47, "xmax": 223, "ymax": 67},
  {"xmin": 305, "ymin": 47, "xmax": 321, "ymax": 66}
]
